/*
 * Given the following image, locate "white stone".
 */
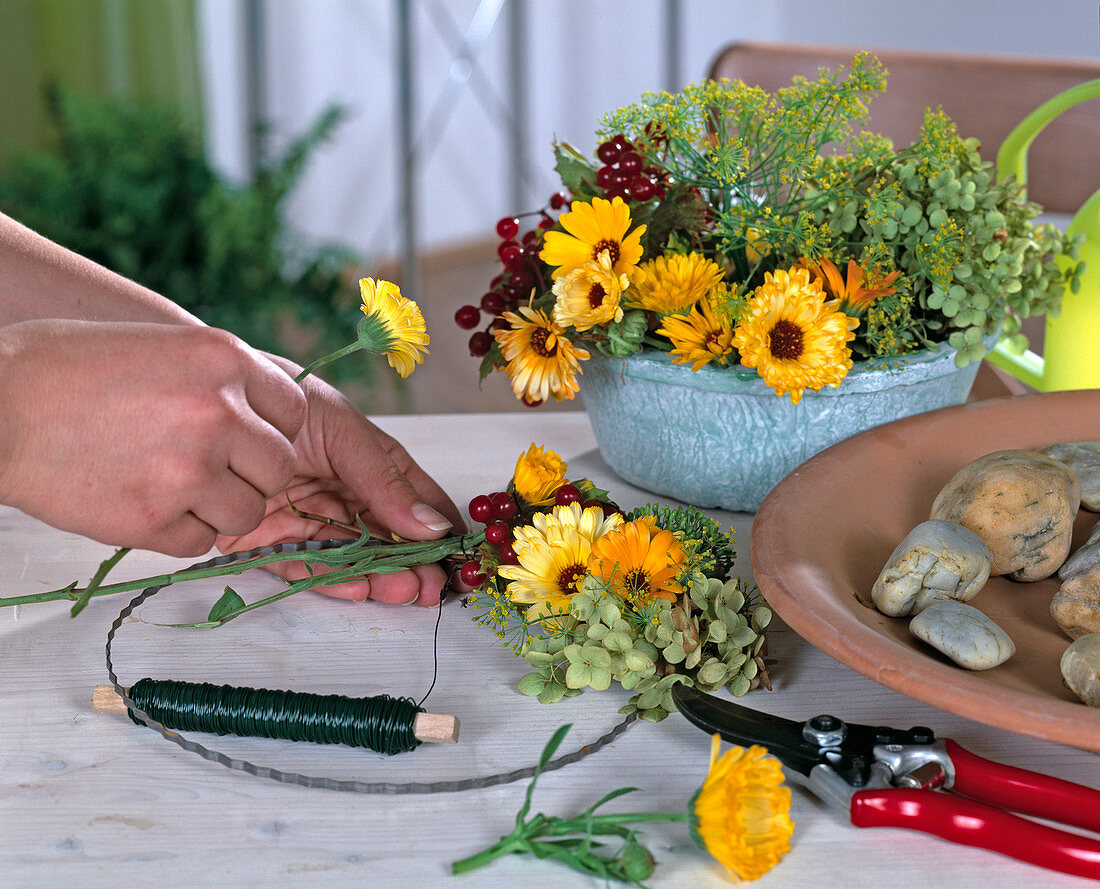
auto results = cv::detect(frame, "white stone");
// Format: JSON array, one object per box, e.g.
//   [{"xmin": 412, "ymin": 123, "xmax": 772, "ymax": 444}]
[
  {"xmin": 872, "ymin": 520, "xmax": 991, "ymax": 617},
  {"xmin": 1040, "ymin": 441, "xmax": 1100, "ymax": 512},
  {"xmin": 909, "ymin": 600, "xmax": 1015, "ymax": 670},
  {"xmin": 1060, "ymin": 634, "xmax": 1100, "ymax": 707}
]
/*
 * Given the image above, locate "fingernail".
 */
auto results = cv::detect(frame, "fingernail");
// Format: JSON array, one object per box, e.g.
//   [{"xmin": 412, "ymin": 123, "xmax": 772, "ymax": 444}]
[{"xmin": 411, "ymin": 502, "xmax": 452, "ymax": 532}]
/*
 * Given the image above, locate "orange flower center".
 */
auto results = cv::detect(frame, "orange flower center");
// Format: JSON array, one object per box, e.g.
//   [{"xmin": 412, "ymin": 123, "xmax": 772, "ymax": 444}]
[
  {"xmin": 593, "ymin": 241, "xmax": 620, "ymax": 265},
  {"xmin": 704, "ymin": 330, "xmax": 724, "ymax": 348},
  {"xmin": 588, "ymin": 283, "xmax": 607, "ymax": 308},
  {"xmin": 768, "ymin": 320, "xmax": 804, "ymax": 360},
  {"xmin": 530, "ymin": 327, "xmax": 558, "ymax": 358}
]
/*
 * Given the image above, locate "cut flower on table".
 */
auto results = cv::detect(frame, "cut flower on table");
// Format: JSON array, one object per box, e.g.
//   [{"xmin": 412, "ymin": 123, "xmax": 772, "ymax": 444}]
[{"xmin": 452, "ymin": 724, "xmax": 794, "ymax": 885}]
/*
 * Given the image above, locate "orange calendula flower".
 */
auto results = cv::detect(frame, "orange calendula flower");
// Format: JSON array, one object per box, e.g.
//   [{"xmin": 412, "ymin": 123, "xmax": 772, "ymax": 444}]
[
  {"xmin": 626, "ymin": 252, "xmax": 726, "ymax": 315},
  {"xmin": 540, "ymin": 196, "xmax": 645, "ymax": 280},
  {"xmin": 804, "ymin": 257, "xmax": 900, "ymax": 313},
  {"xmin": 495, "ymin": 307, "xmax": 590, "ymax": 404},
  {"xmin": 512, "ymin": 444, "xmax": 567, "ymax": 508},
  {"xmin": 732, "ymin": 267, "xmax": 858, "ymax": 405},
  {"xmin": 587, "ymin": 516, "xmax": 686, "ymax": 608},
  {"xmin": 658, "ymin": 290, "xmax": 736, "ymax": 371},
  {"xmin": 689, "ymin": 735, "xmax": 794, "ymax": 882}
]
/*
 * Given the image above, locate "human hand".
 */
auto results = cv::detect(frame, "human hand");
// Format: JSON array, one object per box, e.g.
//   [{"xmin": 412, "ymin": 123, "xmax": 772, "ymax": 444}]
[
  {"xmin": 0, "ymin": 320, "xmax": 307, "ymax": 557},
  {"xmin": 214, "ymin": 370, "xmax": 468, "ymax": 607}
]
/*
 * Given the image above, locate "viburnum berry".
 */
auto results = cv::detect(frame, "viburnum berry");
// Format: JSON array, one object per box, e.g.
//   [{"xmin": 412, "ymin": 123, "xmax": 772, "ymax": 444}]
[
  {"xmin": 617, "ymin": 151, "xmax": 642, "ymax": 175},
  {"xmin": 500, "ymin": 245, "xmax": 525, "ymax": 271},
  {"xmin": 484, "ymin": 520, "xmax": 511, "ymax": 546},
  {"xmin": 495, "ymin": 216, "xmax": 520, "ymax": 240},
  {"xmin": 596, "ymin": 165, "xmax": 615, "ymax": 188},
  {"xmin": 582, "ymin": 498, "xmax": 620, "ymax": 518},
  {"xmin": 549, "ymin": 191, "xmax": 567, "ymax": 209},
  {"xmin": 554, "ymin": 483, "xmax": 582, "ymax": 506},
  {"xmin": 596, "ymin": 140, "xmax": 622, "ymax": 165},
  {"xmin": 521, "ymin": 395, "xmax": 544, "ymax": 408},
  {"xmin": 454, "ymin": 304, "xmax": 480, "ymax": 329},
  {"xmin": 497, "ymin": 542, "xmax": 519, "ymax": 565},
  {"xmin": 489, "ymin": 491, "xmax": 518, "ymax": 521},
  {"xmin": 468, "ymin": 331, "xmax": 493, "ymax": 356},
  {"xmin": 458, "ymin": 559, "xmax": 487, "ymax": 587},
  {"xmin": 629, "ymin": 177, "xmax": 656, "ymax": 202},
  {"xmin": 479, "ymin": 291, "xmax": 504, "ymax": 315},
  {"xmin": 468, "ymin": 494, "xmax": 494, "ymax": 523}
]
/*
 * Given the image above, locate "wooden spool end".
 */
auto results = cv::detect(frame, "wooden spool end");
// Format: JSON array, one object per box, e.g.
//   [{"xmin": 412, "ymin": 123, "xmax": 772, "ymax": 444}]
[{"xmin": 92, "ymin": 685, "xmax": 460, "ymax": 744}]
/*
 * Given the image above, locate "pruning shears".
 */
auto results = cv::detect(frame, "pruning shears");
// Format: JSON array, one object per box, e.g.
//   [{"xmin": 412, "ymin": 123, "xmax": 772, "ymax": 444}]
[{"xmin": 672, "ymin": 685, "xmax": 1100, "ymax": 880}]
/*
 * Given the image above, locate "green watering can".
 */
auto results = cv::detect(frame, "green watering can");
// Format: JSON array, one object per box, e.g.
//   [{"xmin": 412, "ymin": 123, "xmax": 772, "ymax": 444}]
[{"xmin": 986, "ymin": 79, "xmax": 1100, "ymax": 391}]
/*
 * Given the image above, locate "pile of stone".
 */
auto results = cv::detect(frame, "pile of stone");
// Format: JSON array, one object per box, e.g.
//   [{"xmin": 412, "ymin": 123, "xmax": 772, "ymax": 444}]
[{"xmin": 871, "ymin": 442, "xmax": 1100, "ymax": 707}]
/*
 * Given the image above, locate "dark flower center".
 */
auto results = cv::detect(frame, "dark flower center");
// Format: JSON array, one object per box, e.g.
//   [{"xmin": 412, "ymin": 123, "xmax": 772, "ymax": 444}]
[
  {"xmin": 588, "ymin": 283, "xmax": 607, "ymax": 308},
  {"xmin": 530, "ymin": 327, "xmax": 558, "ymax": 358},
  {"xmin": 768, "ymin": 319, "xmax": 804, "ymax": 360},
  {"xmin": 593, "ymin": 241, "xmax": 620, "ymax": 265},
  {"xmin": 558, "ymin": 563, "xmax": 587, "ymax": 592}
]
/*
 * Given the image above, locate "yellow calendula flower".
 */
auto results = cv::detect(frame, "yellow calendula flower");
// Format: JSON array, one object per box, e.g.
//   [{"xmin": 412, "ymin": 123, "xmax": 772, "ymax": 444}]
[
  {"xmin": 498, "ymin": 502, "xmax": 624, "ymax": 620},
  {"xmin": 689, "ymin": 735, "xmax": 793, "ymax": 882},
  {"xmin": 626, "ymin": 252, "xmax": 725, "ymax": 314},
  {"xmin": 512, "ymin": 444, "xmax": 567, "ymax": 508},
  {"xmin": 495, "ymin": 307, "xmax": 590, "ymax": 405},
  {"xmin": 658, "ymin": 290, "xmax": 736, "ymax": 371},
  {"xmin": 358, "ymin": 277, "xmax": 430, "ymax": 378},
  {"xmin": 803, "ymin": 257, "xmax": 900, "ymax": 314},
  {"xmin": 732, "ymin": 267, "xmax": 858, "ymax": 405},
  {"xmin": 551, "ymin": 251, "xmax": 628, "ymax": 331},
  {"xmin": 587, "ymin": 516, "xmax": 686, "ymax": 608},
  {"xmin": 540, "ymin": 196, "xmax": 645, "ymax": 279}
]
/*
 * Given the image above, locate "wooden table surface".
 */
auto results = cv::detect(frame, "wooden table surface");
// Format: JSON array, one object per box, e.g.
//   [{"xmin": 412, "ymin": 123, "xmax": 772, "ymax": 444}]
[{"xmin": 1, "ymin": 412, "xmax": 1096, "ymax": 889}]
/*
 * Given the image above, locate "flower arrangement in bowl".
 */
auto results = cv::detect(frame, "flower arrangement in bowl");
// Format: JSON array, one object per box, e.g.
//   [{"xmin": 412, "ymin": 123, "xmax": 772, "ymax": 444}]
[{"xmin": 455, "ymin": 53, "xmax": 1084, "ymax": 510}]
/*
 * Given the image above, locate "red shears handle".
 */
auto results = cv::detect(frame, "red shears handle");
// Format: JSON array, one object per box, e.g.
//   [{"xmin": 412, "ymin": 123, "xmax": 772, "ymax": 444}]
[{"xmin": 850, "ymin": 739, "xmax": 1100, "ymax": 880}]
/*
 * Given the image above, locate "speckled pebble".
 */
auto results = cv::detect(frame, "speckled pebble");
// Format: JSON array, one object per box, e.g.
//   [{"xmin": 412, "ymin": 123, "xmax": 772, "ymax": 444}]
[
  {"xmin": 930, "ymin": 449, "xmax": 1080, "ymax": 581},
  {"xmin": 1051, "ymin": 565, "xmax": 1100, "ymax": 639},
  {"xmin": 1060, "ymin": 634, "xmax": 1100, "ymax": 707},
  {"xmin": 909, "ymin": 600, "xmax": 1015, "ymax": 670},
  {"xmin": 872, "ymin": 520, "xmax": 991, "ymax": 617},
  {"xmin": 1059, "ymin": 518, "xmax": 1100, "ymax": 580},
  {"xmin": 1040, "ymin": 441, "xmax": 1100, "ymax": 511}
]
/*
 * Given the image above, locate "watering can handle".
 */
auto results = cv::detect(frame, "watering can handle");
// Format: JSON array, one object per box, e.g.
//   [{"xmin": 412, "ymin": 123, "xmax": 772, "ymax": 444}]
[{"xmin": 986, "ymin": 79, "xmax": 1100, "ymax": 391}]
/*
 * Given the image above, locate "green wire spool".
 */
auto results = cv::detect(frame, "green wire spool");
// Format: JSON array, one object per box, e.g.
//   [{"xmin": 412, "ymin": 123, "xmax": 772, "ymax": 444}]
[{"xmin": 93, "ymin": 680, "xmax": 459, "ymax": 754}]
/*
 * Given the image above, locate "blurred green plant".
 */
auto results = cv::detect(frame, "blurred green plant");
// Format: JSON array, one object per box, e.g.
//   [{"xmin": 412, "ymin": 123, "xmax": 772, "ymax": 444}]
[{"xmin": 0, "ymin": 86, "xmax": 379, "ymax": 394}]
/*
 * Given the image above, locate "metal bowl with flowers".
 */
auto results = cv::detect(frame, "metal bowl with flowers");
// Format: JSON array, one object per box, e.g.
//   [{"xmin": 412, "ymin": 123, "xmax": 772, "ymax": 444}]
[{"xmin": 454, "ymin": 53, "xmax": 1083, "ymax": 511}]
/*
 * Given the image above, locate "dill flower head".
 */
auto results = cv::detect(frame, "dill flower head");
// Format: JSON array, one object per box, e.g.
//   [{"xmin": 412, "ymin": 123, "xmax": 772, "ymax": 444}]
[
  {"xmin": 658, "ymin": 289, "xmax": 736, "ymax": 371},
  {"xmin": 551, "ymin": 250, "xmax": 629, "ymax": 331},
  {"xmin": 587, "ymin": 516, "xmax": 686, "ymax": 608},
  {"xmin": 498, "ymin": 502, "xmax": 623, "ymax": 620},
  {"xmin": 540, "ymin": 196, "xmax": 646, "ymax": 280},
  {"xmin": 494, "ymin": 307, "xmax": 591, "ymax": 405},
  {"xmin": 512, "ymin": 444, "xmax": 567, "ymax": 508},
  {"xmin": 626, "ymin": 252, "xmax": 725, "ymax": 314},
  {"xmin": 358, "ymin": 277, "xmax": 429, "ymax": 378},
  {"xmin": 689, "ymin": 735, "xmax": 794, "ymax": 882},
  {"xmin": 732, "ymin": 267, "xmax": 858, "ymax": 405}
]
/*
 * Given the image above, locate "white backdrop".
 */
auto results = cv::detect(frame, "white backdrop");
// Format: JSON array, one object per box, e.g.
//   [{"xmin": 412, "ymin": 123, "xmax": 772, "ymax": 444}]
[{"xmin": 196, "ymin": 0, "xmax": 1100, "ymax": 266}]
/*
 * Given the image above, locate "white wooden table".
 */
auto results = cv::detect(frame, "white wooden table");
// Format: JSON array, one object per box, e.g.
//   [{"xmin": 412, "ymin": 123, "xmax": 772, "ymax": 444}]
[{"xmin": 1, "ymin": 412, "xmax": 1096, "ymax": 889}]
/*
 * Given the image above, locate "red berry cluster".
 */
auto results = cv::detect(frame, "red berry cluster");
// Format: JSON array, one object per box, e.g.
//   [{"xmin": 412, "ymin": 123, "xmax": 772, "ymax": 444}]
[
  {"xmin": 458, "ymin": 491, "xmax": 520, "ymax": 587},
  {"xmin": 453, "ymin": 193, "xmax": 569, "ymax": 363},
  {"xmin": 594, "ymin": 133, "xmax": 667, "ymax": 204}
]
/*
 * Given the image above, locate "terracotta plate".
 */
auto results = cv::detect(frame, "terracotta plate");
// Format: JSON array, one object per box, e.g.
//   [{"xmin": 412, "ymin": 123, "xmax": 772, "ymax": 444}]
[{"xmin": 751, "ymin": 390, "xmax": 1100, "ymax": 752}]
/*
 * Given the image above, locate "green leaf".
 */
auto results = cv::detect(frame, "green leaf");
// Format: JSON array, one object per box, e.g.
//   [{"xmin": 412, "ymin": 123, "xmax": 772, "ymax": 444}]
[
  {"xmin": 517, "ymin": 671, "xmax": 548, "ymax": 697},
  {"xmin": 207, "ymin": 587, "xmax": 246, "ymax": 622}
]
